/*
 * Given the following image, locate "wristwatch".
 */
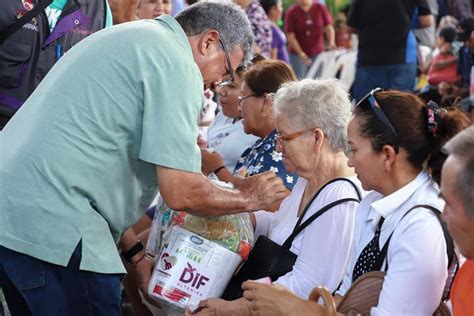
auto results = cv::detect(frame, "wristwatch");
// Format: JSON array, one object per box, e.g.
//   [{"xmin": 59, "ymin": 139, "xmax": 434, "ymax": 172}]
[{"xmin": 121, "ymin": 241, "xmax": 145, "ymax": 264}]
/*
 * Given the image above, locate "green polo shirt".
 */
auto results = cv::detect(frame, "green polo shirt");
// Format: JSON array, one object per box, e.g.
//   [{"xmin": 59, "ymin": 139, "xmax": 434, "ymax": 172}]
[{"xmin": 0, "ymin": 16, "xmax": 203, "ymax": 274}]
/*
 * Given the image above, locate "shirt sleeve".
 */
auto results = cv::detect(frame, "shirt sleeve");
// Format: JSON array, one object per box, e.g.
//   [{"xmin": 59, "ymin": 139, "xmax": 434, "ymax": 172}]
[
  {"xmin": 274, "ymin": 181, "xmax": 359, "ymax": 298},
  {"xmin": 320, "ymin": 4, "xmax": 334, "ymax": 26},
  {"xmin": 139, "ymin": 62, "xmax": 203, "ymax": 173},
  {"xmin": 271, "ymin": 27, "xmax": 279, "ymax": 49},
  {"xmin": 284, "ymin": 7, "xmax": 296, "ymax": 34}
]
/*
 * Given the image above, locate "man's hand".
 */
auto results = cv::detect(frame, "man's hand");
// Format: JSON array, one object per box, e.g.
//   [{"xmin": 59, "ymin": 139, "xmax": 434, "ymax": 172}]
[
  {"xmin": 237, "ymin": 171, "xmax": 289, "ymax": 212},
  {"xmin": 298, "ymin": 52, "xmax": 311, "ymax": 66}
]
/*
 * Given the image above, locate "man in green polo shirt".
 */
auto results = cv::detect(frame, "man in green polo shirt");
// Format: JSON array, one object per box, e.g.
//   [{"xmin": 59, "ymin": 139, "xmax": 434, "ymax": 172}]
[{"xmin": 0, "ymin": 2, "xmax": 288, "ymax": 313}]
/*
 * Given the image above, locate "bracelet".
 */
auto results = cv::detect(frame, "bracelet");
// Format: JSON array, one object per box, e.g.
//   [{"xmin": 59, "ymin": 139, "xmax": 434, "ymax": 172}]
[
  {"xmin": 121, "ymin": 240, "xmax": 145, "ymax": 264},
  {"xmin": 213, "ymin": 165, "xmax": 226, "ymax": 175}
]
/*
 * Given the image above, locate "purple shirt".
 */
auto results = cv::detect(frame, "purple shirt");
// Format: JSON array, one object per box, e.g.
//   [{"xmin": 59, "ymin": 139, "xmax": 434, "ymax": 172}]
[{"xmin": 271, "ymin": 24, "xmax": 290, "ymax": 64}]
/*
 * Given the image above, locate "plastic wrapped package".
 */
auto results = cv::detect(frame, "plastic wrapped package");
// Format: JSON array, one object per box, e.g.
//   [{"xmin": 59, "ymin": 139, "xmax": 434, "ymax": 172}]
[{"xmin": 147, "ymin": 184, "xmax": 254, "ymax": 314}]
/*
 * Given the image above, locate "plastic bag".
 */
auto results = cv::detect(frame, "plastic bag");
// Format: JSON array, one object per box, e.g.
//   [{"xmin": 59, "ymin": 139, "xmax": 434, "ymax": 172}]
[{"xmin": 147, "ymin": 182, "xmax": 254, "ymax": 314}]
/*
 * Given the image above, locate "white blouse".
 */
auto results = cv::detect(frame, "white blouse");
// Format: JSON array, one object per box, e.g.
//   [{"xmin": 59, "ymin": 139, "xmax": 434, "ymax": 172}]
[
  {"xmin": 207, "ymin": 112, "xmax": 259, "ymax": 171},
  {"xmin": 336, "ymin": 171, "xmax": 448, "ymax": 315},
  {"xmin": 254, "ymin": 176, "xmax": 362, "ymax": 299}
]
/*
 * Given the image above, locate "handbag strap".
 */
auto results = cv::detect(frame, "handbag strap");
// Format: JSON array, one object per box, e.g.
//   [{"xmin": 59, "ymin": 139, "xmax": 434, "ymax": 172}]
[
  {"xmin": 373, "ymin": 204, "xmax": 456, "ymax": 272},
  {"xmin": 0, "ymin": 0, "xmax": 53, "ymax": 44},
  {"xmin": 282, "ymin": 178, "xmax": 361, "ymax": 249}
]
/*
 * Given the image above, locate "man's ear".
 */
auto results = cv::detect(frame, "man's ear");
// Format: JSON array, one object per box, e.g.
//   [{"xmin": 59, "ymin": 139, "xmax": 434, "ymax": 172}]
[{"xmin": 197, "ymin": 30, "xmax": 220, "ymax": 56}]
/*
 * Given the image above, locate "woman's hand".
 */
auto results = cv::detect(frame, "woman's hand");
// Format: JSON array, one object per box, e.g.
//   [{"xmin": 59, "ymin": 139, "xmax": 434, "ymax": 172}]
[
  {"xmin": 201, "ymin": 148, "xmax": 225, "ymax": 176},
  {"xmin": 186, "ymin": 298, "xmax": 244, "ymax": 316},
  {"xmin": 242, "ymin": 281, "xmax": 327, "ymax": 316}
]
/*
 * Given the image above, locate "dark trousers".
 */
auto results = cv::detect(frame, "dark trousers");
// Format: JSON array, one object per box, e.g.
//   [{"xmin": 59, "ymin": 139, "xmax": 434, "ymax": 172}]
[{"xmin": 0, "ymin": 242, "xmax": 122, "ymax": 315}]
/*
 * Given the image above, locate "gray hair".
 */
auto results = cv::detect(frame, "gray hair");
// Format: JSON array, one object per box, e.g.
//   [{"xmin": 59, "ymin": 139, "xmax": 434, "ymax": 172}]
[
  {"xmin": 273, "ymin": 79, "xmax": 351, "ymax": 152},
  {"xmin": 443, "ymin": 125, "xmax": 474, "ymax": 217},
  {"xmin": 175, "ymin": 1, "xmax": 254, "ymax": 66}
]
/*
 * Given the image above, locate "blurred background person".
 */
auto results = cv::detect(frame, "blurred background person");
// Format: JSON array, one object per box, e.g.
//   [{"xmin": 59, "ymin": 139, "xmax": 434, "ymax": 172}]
[
  {"xmin": 234, "ymin": 0, "xmax": 272, "ymax": 58},
  {"xmin": 138, "ymin": 0, "xmax": 173, "ymax": 19},
  {"xmin": 335, "ymin": 8, "xmax": 352, "ymax": 49},
  {"xmin": 0, "ymin": 0, "xmax": 112, "ymax": 129},
  {"xmin": 419, "ymin": 26, "xmax": 460, "ymax": 104},
  {"xmin": 284, "ymin": 0, "xmax": 336, "ymax": 78},
  {"xmin": 260, "ymin": 0, "xmax": 290, "ymax": 64},
  {"xmin": 348, "ymin": 0, "xmax": 433, "ymax": 101}
]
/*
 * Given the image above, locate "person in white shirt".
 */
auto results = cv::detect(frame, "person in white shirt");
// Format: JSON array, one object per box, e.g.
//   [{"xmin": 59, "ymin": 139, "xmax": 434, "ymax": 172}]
[
  {"xmin": 204, "ymin": 64, "xmax": 261, "ymax": 171},
  {"xmin": 194, "ymin": 79, "xmax": 363, "ymax": 314},
  {"xmin": 236, "ymin": 90, "xmax": 470, "ymax": 315}
]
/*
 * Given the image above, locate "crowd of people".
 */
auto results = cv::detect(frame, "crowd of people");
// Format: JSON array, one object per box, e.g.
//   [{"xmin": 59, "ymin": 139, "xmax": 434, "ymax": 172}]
[{"xmin": 0, "ymin": 0, "xmax": 473, "ymax": 315}]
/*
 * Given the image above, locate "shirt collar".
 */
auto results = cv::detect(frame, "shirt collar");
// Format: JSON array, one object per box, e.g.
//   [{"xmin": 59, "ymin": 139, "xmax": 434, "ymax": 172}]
[
  {"xmin": 254, "ymin": 130, "xmax": 277, "ymax": 149},
  {"xmin": 154, "ymin": 15, "xmax": 193, "ymax": 59},
  {"xmin": 366, "ymin": 170, "xmax": 431, "ymax": 223}
]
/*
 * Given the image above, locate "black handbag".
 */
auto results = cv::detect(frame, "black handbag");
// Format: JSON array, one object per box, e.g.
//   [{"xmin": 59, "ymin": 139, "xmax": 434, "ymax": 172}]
[{"xmin": 221, "ymin": 178, "xmax": 361, "ymax": 300}]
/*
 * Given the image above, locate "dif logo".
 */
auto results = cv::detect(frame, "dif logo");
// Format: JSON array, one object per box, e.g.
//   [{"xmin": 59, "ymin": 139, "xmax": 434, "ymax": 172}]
[{"xmin": 179, "ymin": 263, "xmax": 209, "ymax": 289}]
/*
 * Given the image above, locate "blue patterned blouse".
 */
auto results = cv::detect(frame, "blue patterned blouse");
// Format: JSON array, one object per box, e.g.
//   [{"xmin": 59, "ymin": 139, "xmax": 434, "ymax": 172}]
[{"xmin": 233, "ymin": 130, "xmax": 298, "ymax": 190}]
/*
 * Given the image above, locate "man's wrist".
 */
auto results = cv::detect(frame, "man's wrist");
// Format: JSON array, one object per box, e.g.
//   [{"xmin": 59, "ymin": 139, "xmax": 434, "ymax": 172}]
[{"xmin": 121, "ymin": 240, "xmax": 145, "ymax": 264}]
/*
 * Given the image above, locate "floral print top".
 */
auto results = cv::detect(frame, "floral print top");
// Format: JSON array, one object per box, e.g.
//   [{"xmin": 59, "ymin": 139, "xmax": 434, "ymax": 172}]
[
  {"xmin": 233, "ymin": 130, "xmax": 298, "ymax": 190},
  {"xmin": 246, "ymin": 0, "xmax": 272, "ymax": 58}
]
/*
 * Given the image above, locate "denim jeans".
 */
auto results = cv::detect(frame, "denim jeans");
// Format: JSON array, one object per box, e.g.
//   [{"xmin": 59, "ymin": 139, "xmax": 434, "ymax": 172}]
[
  {"xmin": 289, "ymin": 53, "xmax": 317, "ymax": 79},
  {"xmin": 352, "ymin": 63, "xmax": 417, "ymax": 102},
  {"xmin": 0, "ymin": 242, "xmax": 122, "ymax": 315}
]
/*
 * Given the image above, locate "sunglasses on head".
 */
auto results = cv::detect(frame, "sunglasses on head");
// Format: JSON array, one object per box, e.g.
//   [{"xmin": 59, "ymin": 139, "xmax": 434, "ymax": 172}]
[{"xmin": 356, "ymin": 88, "xmax": 399, "ymax": 151}]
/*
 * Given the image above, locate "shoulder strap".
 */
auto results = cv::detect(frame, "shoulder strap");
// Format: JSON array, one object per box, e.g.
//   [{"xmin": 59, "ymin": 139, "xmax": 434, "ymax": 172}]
[
  {"xmin": 373, "ymin": 204, "xmax": 455, "ymax": 272},
  {"xmin": 282, "ymin": 178, "xmax": 361, "ymax": 249},
  {"xmin": 0, "ymin": 0, "xmax": 53, "ymax": 44}
]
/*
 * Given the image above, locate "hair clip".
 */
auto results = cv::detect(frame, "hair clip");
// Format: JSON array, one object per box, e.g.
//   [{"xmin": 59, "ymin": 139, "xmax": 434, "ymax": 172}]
[{"xmin": 426, "ymin": 100, "xmax": 440, "ymax": 137}]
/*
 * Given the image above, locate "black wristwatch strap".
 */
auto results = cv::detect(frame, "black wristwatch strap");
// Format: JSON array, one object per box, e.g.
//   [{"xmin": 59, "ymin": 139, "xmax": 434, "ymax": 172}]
[{"xmin": 121, "ymin": 241, "xmax": 145, "ymax": 264}]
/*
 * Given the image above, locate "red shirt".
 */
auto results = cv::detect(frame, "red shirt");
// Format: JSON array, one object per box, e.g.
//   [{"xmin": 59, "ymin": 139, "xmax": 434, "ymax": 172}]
[
  {"xmin": 451, "ymin": 259, "xmax": 474, "ymax": 316},
  {"xmin": 284, "ymin": 2, "xmax": 333, "ymax": 56}
]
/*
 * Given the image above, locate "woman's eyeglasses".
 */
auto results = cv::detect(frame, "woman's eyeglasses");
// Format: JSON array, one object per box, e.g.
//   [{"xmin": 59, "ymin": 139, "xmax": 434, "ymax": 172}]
[
  {"xmin": 238, "ymin": 94, "xmax": 255, "ymax": 108},
  {"xmin": 357, "ymin": 88, "xmax": 399, "ymax": 150},
  {"xmin": 275, "ymin": 128, "xmax": 316, "ymax": 148}
]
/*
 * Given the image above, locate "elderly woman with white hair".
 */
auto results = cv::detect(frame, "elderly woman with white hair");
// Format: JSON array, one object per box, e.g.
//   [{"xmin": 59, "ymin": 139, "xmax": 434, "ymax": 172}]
[{"xmin": 193, "ymin": 79, "xmax": 364, "ymax": 315}]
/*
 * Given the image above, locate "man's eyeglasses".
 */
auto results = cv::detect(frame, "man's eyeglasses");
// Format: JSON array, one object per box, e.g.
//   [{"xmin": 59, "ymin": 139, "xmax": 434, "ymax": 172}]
[
  {"xmin": 238, "ymin": 94, "xmax": 255, "ymax": 109},
  {"xmin": 218, "ymin": 37, "xmax": 235, "ymax": 84},
  {"xmin": 275, "ymin": 128, "xmax": 316, "ymax": 148},
  {"xmin": 357, "ymin": 88, "xmax": 399, "ymax": 149}
]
